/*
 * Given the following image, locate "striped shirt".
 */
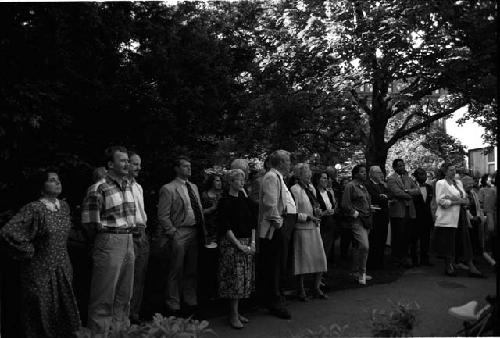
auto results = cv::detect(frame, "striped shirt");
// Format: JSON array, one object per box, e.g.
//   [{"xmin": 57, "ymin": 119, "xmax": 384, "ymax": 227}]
[{"xmin": 81, "ymin": 172, "xmax": 136, "ymax": 229}]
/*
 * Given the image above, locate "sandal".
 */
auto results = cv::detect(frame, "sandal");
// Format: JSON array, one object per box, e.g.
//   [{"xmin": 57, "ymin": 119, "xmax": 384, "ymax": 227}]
[
  {"xmin": 229, "ymin": 317, "xmax": 243, "ymax": 329},
  {"xmin": 238, "ymin": 314, "xmax": 249, "ymax": 323}
]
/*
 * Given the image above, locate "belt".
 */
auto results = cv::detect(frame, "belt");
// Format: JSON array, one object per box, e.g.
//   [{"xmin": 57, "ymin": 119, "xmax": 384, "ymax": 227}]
[{"xmin": 99, "ymin": 227, "xmax": 134, "ymax": 234}]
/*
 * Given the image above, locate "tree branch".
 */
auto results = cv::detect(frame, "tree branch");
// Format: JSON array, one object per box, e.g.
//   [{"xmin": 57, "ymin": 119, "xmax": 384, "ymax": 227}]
[
  {"xmin": 386, "ymin": 101, "xmax": 466, "ymax": 147},
  {"xmin": 396, "ymin": 112, "xmax": 418, "ymax": 136}
]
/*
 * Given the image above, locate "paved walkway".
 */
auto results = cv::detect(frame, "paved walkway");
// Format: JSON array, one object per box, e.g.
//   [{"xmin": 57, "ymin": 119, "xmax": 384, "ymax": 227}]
[{"xmin": 205, "ymin": 262, "xmax": 496, "ymax": 337}]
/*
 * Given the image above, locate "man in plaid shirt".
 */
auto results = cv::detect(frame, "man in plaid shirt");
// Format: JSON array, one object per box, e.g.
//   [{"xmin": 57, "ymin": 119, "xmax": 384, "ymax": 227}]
[{"xmin": 82, "ymin": 146, "xmax": 136, "ymax": 338}]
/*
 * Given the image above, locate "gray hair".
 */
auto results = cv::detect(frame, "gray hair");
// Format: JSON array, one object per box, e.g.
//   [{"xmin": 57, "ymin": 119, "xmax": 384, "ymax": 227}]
[
  {"xmin": 369, "ymin": 165, "xmax": 382, "ymax": 176},
  {"xmin": 227, "ymin": 168, "xmax": 245, "ymax": 182},
  {"xmin": 230, "ymin": 159, "xmax": 249, "ymax": 177},
  {"xmin": 269, "ymin": 150, "xmax": 290, "ymax": 168},
  {"xmin": 294, "ymin": 163, "xmax": 310, "ymax": 179}
]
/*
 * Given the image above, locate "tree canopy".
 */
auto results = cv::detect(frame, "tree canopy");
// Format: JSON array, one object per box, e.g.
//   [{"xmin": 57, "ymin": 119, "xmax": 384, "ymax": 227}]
[{"xmin": 0, "ymin": 0, "xmax": 496, "ymax": 215}]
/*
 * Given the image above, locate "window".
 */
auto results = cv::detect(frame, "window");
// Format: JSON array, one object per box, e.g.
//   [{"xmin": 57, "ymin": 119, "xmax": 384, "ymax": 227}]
[
  {"xmin": 487, "ymin": 151, "xmax": 495, "ymax": 163},
  {"xmin": 488, "ymin": 164, "xmax": 495, "ymax": 174}
]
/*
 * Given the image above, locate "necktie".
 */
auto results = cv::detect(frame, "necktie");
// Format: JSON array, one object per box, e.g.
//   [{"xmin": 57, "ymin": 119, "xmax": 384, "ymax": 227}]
[{"xmin": 186, "ymin": 182, "xmax": 203, "ymax": 225}]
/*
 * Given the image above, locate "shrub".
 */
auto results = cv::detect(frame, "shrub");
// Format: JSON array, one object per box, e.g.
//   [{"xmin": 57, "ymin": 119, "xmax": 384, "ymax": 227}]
[
  {"xmin": 75, "ymin": 314, "xmax": 215, "ymax": 338},
  {"xmin": 301, "ymin": 324, "xmax": 349, "ymax": 338},
  {"xmin": 371, "ymin": 300, "xmax": 420, "ymax": 337}
]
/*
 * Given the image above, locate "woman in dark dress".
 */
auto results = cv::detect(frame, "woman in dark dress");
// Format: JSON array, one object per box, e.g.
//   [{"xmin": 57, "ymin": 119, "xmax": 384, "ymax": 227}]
[
  {"xmin": 199, "ymin": 173, "xmax": 223, "ymax": 301},
  {"xmin": 0, "ymin": 169, "xmax": 81, "ymax": 337},
  {"xmin": 216, "ymin": 169, "xmax": 255, "ymax": 329},
  {"xmin": 201, "ymin": 173, "xmax": 223, "ymax": 245}
]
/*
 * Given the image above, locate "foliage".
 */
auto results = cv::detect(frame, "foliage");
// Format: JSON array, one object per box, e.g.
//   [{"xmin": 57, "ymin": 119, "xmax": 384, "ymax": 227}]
[
  {"xmin": 75, "ymin": 314, "xmax": 214, "ymax": 338},
  {"xmin": 371, "ymin": 300, "xmax": 420, "ymax": 337},
  {"xmin": 0, "ymin": 1, "xmax": 261, "ymax": 213},
  {"xmin": 0, "ymin": 1, "xmax": 495, "ymax": 216},
  {"xmin": 300, "ymin": 323, "xmax": 349, "ymax": 338},
  {"xmin": 245, "ymin": 0, "xmax": 497, "ymax": 170},
  {"xmin": 386, "ymin": 127, "xmax": 466, "ymax": 173}
]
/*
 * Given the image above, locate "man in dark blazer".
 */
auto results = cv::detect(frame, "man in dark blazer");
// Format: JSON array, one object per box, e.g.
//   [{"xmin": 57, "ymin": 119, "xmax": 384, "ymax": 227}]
[
  {"xmin": 411, "ymin": 168, "xmax": 434, "ymax": 266},
  {"xmin": 366, "ymin": 165, "xmax": 390, "ymax": 269}
]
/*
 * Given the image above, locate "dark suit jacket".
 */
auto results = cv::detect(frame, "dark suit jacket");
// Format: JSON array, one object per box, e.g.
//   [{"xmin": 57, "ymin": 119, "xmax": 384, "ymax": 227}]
[
  {"xmin": 365, "ymin": 180, "xmax": 389, "ymax": 222},
  {"xmin": 316, "ymin": 189, "xmax": 335, "ymax": 211},
  {"xmin": 412, "ymin": 184, "xmax": 433, "ymax": 227},
  {"xmin": 387, "ymin": 172, "xmax": 419, "ymax": 218}
]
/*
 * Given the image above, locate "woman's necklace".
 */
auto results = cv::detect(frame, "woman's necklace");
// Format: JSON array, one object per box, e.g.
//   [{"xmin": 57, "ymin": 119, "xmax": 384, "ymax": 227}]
[{"xmin": 39, "ymin": 197, "xmax": 60, "ymax": 212}]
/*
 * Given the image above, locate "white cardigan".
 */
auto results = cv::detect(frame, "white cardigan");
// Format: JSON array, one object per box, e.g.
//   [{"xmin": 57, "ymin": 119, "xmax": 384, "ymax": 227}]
[{"xmin": 434, "ymin": 179, "xmax": 466, "ymax": 228}]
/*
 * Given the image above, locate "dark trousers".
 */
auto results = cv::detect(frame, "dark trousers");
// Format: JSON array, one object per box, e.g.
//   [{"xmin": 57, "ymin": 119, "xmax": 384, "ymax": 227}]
[
  {"xmin": 197, "ymin": 246, "xmax": 219, "ymax": 302},
  {"xmin": 258, "ymin": 214, "xmax": 296, "ymax": 309},
  {"xmin": 340, "ymin": 227, "xmax": 353, "ymax": 259},
  {"xmin": 391, "ymin": 210, "xmax": 413, "ymax": 261},
  {"xmin": 367, "ymin": 212, "xmax": 389, "ymax": 269},
  {"xmin": 320, "ymin": 216, "xmax": 336, "ymax": 265},
  {"xmin": 131, "ymin": 227, "xmax": 150, "ymax": 321},
  {"xmin": 409, "ymin": 218, "xmax": 431, "ymax": 264}
]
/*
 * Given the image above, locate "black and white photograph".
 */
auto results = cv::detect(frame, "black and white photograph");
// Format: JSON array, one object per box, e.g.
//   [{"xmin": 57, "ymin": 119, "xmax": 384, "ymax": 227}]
[{"xmin": 0, "ymin": 0, "xmax": 497, "ymax": 337}]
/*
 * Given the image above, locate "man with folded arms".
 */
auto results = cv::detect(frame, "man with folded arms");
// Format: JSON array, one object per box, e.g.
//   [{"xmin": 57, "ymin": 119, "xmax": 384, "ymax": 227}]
[{"xmin": 82, "ymin": 146, "xmax": 136, "ymax": 337}]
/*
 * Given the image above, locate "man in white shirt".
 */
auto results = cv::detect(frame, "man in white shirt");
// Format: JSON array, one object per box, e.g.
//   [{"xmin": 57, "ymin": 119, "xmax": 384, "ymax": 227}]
[
  {"xmin": 128, "ymin": 152, "xmax": 149, "ymax": 323},
  {"xmin": 258, "ymin": 150, "xmax": 297, "ymax": 319}
]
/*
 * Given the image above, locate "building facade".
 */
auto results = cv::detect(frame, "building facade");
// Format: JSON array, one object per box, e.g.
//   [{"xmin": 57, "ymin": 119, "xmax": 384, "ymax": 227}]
[{"xmin": 468, "ymin": 147, "xmax": 497, "ymax": 177}]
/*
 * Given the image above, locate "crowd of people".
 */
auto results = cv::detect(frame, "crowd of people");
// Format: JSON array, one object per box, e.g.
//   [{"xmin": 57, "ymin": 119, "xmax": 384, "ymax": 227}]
[{"xmin": 0, "ymin": 146, "xmax": 497, "ymax": 337}]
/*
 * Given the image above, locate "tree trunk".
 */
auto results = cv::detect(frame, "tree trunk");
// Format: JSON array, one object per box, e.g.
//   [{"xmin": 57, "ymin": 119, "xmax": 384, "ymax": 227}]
[
  {"xmin": 365, "ymin": 75, "xmax": 390, "ymax": 174},
  {"xmin": 365, "ymin": 135, "xmax": 389, "ymax": 175}
]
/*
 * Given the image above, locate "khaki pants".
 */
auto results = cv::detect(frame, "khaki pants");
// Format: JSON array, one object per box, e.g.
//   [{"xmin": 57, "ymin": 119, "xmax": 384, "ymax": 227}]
[
  {"xmin": 352, "ymin": 221, "xmax": 370, "ymax": 274},
  {"xmin": 88, "ymin": 233, "xmax": 135, "ymax": 338},
  {"xmin": 166, "ymin": 227, "xmax": 198, "ymax": 310}
]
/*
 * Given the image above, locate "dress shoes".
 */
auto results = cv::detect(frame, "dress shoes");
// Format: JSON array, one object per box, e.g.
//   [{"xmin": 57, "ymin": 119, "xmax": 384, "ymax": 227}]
[
  {"xmin": 312, "ymin": 289, "xmax": 328, "ymax": 300},
  {"xmin": 468, "ymin": 271, "xmax": 484, "ymax": 278},
  {"xmin": 445, "ymin": 264, "xmax": 456, "ymax": 277},
  {"xmin": 297, "ymin": 290, "xmax": 309, "ymax": 302},
  {"xmin": 269, "ymin": 307, "xmax": 292, "ymax": 319}
]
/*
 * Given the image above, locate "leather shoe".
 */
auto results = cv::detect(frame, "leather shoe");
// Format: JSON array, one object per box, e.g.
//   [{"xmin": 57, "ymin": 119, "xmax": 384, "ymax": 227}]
[
  {"xmin": 297, "ymin": 289, "xmax": 309, "ymax": 302},
  {"xmin": 270, "ymin": 307, "xmax": 291, "ymax": 319},
  {"xmin": 468, "ymin": 271, "xmax": 484, "ymax": 278},
  {"xmin": 312, "ymin": 289, "xmax": 328, "ymax": 300},
  {"xmin": 445, "ymin": 264, "xmax": 456, "ymax": 277}
]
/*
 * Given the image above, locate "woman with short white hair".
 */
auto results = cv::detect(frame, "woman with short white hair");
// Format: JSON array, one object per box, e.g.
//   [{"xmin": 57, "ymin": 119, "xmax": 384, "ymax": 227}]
[
  {"xmin": 290, "ymin": 163, "xmax": 328, "ymax": 301},
  {"xmin": 216, "ymin": 169, "xmax": 256, "ymax": 329}
]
